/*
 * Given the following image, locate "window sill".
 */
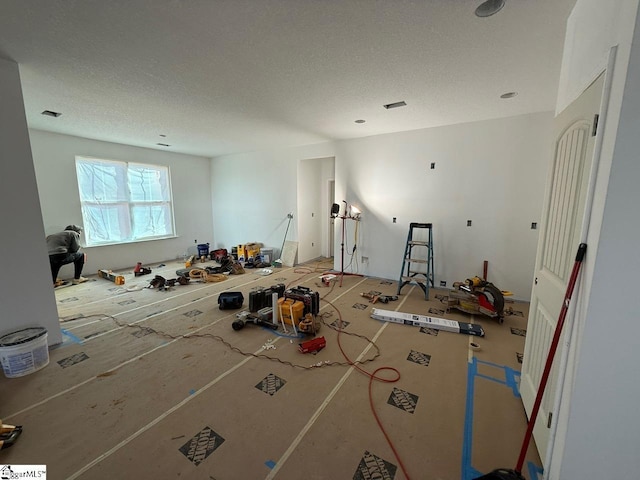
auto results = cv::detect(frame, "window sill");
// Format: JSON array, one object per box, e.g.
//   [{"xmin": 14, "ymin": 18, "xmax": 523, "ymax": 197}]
[{"xmin": 84, "ymin": 235, "xmax": 179, "ymax": 248}]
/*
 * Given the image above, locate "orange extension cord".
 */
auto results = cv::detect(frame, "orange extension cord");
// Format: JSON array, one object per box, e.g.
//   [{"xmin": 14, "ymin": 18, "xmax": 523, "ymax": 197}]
[{"xmin": 290, "ymin": 264, "xmax": 411, "ymax": 477}]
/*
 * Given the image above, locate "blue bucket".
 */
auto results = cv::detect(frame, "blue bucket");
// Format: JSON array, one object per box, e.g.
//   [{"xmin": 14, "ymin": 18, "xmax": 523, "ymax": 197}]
[{"xmin": 197, "ymin": 243, "xmax": 210, "ymax": 258}]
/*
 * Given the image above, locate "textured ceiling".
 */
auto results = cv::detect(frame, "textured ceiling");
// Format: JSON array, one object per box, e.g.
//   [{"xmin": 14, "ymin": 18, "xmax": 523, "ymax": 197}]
[{"xmin": 0, "ymin": 0, "xmax": 576, "ymax": 158}]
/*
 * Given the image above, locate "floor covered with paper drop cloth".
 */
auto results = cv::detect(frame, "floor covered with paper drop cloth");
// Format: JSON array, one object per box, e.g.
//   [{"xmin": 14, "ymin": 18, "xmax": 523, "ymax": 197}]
[{"xmin": 0, "ymin": 257, "xmax": 539, "ymax": 480}]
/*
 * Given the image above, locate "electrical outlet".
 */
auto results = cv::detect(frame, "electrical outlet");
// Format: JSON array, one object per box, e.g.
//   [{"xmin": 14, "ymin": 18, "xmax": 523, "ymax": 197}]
[
  {"xmin": 440, "ymin": 280, "xmax": 447, "ymax": 287},
  {"xmin": 362, "ymin": 256, "xmax": 369, "ymax": 263},
  {"xmin": 393, "ymin": 217, "xmax": 397, "ymax": 223},
  {"xmin": 467, "ymin": 220, "xmax": 472, "ymax": 227},
  {"xmin": 431, "ymin": 162, "xmax": 436, "ymax": 169},
  {"xmin": 311, "ymin": 242, "xmax": 314, "ymax": 247},
  {"xmin": 531, "ymin": 222, "xmax": 537, "ymax": 229}
]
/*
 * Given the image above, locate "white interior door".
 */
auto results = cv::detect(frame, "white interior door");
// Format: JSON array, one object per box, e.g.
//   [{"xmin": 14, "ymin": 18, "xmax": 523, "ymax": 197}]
[{"xmin": 521, "ymin": 72, "xmax": 605, "ymax": 462}]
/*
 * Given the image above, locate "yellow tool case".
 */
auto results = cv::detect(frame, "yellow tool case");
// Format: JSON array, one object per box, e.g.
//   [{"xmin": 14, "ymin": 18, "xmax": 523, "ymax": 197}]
[{"xmin": 277, "ymin": 298, "xmax": 304, "ymax": 326}]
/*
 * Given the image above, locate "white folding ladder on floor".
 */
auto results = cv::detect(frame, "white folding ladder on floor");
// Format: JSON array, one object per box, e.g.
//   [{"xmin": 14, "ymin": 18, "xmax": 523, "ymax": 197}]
[{"xmin": 397, "ymin": 222, "xmax": 434, "ymax": 300}]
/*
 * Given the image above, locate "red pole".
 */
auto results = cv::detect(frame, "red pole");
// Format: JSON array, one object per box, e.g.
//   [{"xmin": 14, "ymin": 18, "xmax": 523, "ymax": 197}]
[{"xmin": 515, "ymin": 243, "xmax": 587, "ymax": 473}]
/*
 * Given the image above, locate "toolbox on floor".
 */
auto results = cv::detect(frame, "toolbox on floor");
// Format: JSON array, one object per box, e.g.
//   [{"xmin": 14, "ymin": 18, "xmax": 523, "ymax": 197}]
[
  {"xmin": 210, "ymin": 248, "xmax": 228, "ymax": 262},
  {"xmin": 277, "ymin": 298, "xmax": 305, "ymax": 326},
  {"xmin": 284, "ymin": 286, "xmax": 320, "ymax": 316},
  {"xmin": 249, "ymin": 283, "xmax": 286, "ymax": 312},
  {"xmin": 218, "ymin": 292, "xmax": 244, "ymax": 310}
]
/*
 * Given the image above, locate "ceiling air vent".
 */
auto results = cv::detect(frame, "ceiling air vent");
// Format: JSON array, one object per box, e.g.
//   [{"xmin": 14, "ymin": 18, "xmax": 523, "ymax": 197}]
[
  {"xmin": 383, "ymin": 101, "xmax": 407, "ymax": 110},
  {"xmin": 41, "ymin": 110, "xmax": 62, "ymax": 117},
  {"xmin": 156, "ymin": 143, "xmax": 171, "ymax": 147}
]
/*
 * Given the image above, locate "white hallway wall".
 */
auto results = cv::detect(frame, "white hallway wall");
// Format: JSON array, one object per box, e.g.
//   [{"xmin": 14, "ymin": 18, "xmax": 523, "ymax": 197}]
[
  {"xmin": 30, "ymin": 129, "xmax": 214, "ymax": 277},
  {"xmin": 0, "ymin": 59, "xmax": 60, "ymax": 344},
  {"xmin": 547, "ymin": 0, "xmax": 640, "ymax": 478},
  {"xmin": 213, "ymin": 111, "xmax": 553, "ymax": 301},
  {"xmin": 210, "ymin": 143, "xmax": 336, "ymax": 260}
]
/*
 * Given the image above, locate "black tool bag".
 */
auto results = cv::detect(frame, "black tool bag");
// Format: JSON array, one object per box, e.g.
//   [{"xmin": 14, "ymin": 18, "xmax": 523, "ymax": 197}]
[
  {"xmin": 218, "ymin": 292, "xmax": 244, "ymax": 310},
  {"xmin": 249, "ymin": 283, "xmax": 286, "ymax": 312},
  {"xmin": 474, "ymin": 469, "xmax": 525, "ymax": 480},
  {"xmin": 284, "ymin": 286, "xmax": 320, "ymax": 316}
]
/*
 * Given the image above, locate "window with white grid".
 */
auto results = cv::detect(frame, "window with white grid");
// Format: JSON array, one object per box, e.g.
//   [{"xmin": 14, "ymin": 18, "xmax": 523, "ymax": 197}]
[{"xmin": 75, "ymin": 156, "xmax": 175, "ymax": 246}]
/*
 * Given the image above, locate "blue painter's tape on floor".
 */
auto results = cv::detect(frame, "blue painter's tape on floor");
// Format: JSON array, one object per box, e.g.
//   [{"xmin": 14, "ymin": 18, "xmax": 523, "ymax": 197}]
[
  {"xmin": 505, "ymin": 366, "xmax": 521, "ymax": 398},
  {"xmin": 265, "ymin": 460, "xmax": 276, "ymax": 469},
  {"xmin": 462, "ymin": 357, "xmax": 524, "ymax": 479},
  {"xmin": 527, "ymin": 461, "xmax": 543, "ymax": 479},
  {"xmin": 461, "ymin": 357, "xmax": 477, "ymax": 480},
  {"xmin": 189, "ymin": 389, "xmax": 196, "ymax": 395},
  {"xmin": 266, "ymin": 328, "xmax": 303, "ymax": 339},
  {"xmin": 61, "ymin": 328, "xmax": 83, "ymax": 345}
]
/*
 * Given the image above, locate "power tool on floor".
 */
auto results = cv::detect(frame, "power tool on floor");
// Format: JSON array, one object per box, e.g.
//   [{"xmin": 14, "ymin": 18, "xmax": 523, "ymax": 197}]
[
  {"xmin": 360, "ymin": 292, "xmax": 398, "ymax": 304},
  {"xmin": 98, "ymin": 269, "xmax": 125, "ymax": 285},
  {"xmin": 232, "ymin": 310, "xmax": 278, "ymax": 331},
  {"xmin": 447, "ymin": 276, "xmax": 506, "ymax": 323}
]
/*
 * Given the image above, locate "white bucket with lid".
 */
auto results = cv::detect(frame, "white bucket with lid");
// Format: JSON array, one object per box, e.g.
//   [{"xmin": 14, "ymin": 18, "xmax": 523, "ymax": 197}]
[{"xmin": 0, "ymin": 327, "xmax": 49, "ymax": 378}]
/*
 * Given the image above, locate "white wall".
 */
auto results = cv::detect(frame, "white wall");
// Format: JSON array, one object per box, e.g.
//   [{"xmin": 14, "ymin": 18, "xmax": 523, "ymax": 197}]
[
  {"xmin": 30, "ymin": 130, "xmax": 213, "ymax": 276},
  {"xmin": 210, "ymin": 144, "xmax": 336, "ymax": 260},
  {"xmin": 548, "ymin": 1, "xmax": 640, "ymax": 478},
  {"xmin": 212, "ymin": 112, "xmax": 553, "ymax": 300},
  {"xmin": 0, "ymin": 59, "xmax": 61, "ymax": 345},
  {"xmin": 334, "ymin": 112, "xmax": 553, "ymax": 299}
]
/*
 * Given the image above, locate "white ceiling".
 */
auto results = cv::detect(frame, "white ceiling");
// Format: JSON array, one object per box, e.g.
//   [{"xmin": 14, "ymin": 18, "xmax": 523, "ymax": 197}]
[{"xmin": 0, "ymin": 0, "xmax": 576, "ymax": 158}]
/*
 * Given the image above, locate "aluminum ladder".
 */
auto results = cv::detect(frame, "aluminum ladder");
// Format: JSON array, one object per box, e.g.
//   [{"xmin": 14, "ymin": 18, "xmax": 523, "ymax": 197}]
[{"xmin": 397, "ymin": 222, "xmax": 434, "ymax": 300}]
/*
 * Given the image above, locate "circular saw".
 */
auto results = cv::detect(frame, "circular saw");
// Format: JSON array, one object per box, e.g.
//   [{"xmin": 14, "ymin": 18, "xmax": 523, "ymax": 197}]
[{"xmin": 448, "ymin": 276, "xmax": 506, "ymax": 323}]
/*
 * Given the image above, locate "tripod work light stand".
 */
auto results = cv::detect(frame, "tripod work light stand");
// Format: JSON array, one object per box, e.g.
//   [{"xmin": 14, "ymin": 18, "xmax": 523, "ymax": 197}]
[{"xmin": 331, "ymin": 201, "xmax": 361, "ymax": 287}]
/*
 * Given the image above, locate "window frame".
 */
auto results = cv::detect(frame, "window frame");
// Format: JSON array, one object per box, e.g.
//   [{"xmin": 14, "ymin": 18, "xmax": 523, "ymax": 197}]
[{"xmin": 75, "ymin": 156, "xmax": 176, "ymax": 247}]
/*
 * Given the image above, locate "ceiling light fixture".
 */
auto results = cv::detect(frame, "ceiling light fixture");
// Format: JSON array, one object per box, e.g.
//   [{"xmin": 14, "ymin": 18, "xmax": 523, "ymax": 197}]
[
  {"xmin": 41, "ymin": 110, "xmax": 62, "ymax": 117},
  {"xmin": 355, "ymin": 119, "xmax": 366, "ymax": 124},
  {"xmin": 475, "ymin": 0, "xmax": 505, "ymax": 17},
  {"xmin": 159, "ymin": 134, "xmax": 167, "ymax": 137},
  {"xmin": 500, "ymin": 91, "xmax": 518, "ymax": 99},
  {"xmin": 383, "ymin": 101, "xmax": 407, "ymax": 109}
]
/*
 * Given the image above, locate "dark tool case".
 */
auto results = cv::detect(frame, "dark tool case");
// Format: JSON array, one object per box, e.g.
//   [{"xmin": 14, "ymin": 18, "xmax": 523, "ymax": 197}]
[{"xmin": 218, "ymin": 292, "xmax": 244, "ymax": 310}]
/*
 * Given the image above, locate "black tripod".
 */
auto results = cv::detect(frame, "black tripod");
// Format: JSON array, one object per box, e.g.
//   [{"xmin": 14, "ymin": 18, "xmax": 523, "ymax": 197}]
[{"xmin": 331, "ymin": 202, "xmax": 360, "ymax": 287}]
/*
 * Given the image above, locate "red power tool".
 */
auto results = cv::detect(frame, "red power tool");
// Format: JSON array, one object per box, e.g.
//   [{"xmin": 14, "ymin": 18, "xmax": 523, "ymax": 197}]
[{"xmin": 298, "ymin": 336, "xmax": 326, "ymax": 354}]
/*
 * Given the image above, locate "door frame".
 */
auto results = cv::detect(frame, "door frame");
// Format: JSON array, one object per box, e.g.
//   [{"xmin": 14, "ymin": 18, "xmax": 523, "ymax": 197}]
[
  {"xmin": 327, "ymin": 179, "xmax": 335, "ymax": 258},
  {"xmin": 541, "ymin": 48, "xmax": 616, "ymax": 477}
]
